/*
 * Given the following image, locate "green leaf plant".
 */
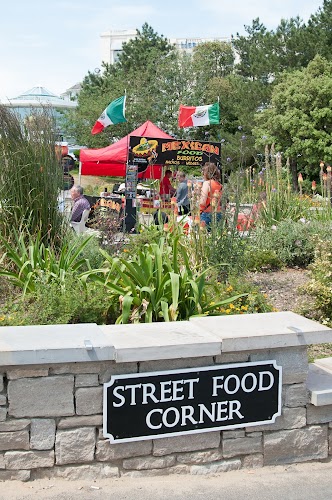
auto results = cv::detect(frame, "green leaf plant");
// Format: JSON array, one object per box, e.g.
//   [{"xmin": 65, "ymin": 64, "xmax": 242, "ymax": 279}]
[
  {"xmin": 85, "ymin": 234, "xmax": 246, "ymax": 324},
  {"xmin": 0, "ymin": 230, "xmax": 93, "ymax": 295}
]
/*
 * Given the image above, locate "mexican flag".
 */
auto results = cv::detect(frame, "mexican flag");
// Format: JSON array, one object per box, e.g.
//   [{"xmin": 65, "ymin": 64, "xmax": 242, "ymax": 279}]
[
  {"xmin": 178, "ymin": 102, "xmax": 220, "ymax": 128},
  {"xmin": 91, "ymin": 96, "xmax": 127, "ymax": 135}
]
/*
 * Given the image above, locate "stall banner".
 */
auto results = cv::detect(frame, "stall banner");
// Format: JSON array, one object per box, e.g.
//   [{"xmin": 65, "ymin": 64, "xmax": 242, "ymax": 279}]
[{"xmin": 129, "ymin": 136, "xmax": 221, "ymax": 172}]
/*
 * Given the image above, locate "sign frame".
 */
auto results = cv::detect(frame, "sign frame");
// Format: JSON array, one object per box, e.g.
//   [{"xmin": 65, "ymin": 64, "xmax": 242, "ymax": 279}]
[{"xmin": 103, "ymin": 360, "xmax": 282, "ymax": 443}]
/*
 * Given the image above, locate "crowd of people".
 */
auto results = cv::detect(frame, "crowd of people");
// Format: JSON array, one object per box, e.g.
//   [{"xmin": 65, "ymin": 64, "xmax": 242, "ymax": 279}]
[
  {"xmin": 67, "ymin": 162, "xmax": 261, "ymax": 233},
  {"xmin": 156, "ymin": 162, "xmax": 222, "ymax": 227}
]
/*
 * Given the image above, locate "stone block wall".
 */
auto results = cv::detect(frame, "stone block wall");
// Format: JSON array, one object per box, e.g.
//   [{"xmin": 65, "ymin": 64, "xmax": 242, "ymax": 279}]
[{"xmin": 0, "ymin": 346, "xmax": 331, "ymax": 481}]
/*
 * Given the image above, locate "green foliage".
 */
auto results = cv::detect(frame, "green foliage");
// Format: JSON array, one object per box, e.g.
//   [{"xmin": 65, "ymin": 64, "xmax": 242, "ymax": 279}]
[
  {"xmin": 0, "ymin": 106, "xmax": 65, "ymax": 243},
  {"xmin": 1, "ymin": 275, "xmax": 115, "ymax": 326},
  {"xmin": 0, "ymin": 231, "xmax": 92, "ymax": 295},
  {"xmin": 300, "ymin": 238, "xmax": 332, "ymax": 326},
  {"xmin": 203, "ymin": 219, "xmax": 249, "ymax": 279},
  {"xmin": 248, "ymin": 219, "xmax": 332, "ymax": 267},
  {"xmin": 244, "ymin": 249, "xmax": 283, "ymax": 272},
  {"xmin": 216, "ymin": 277, "xmax": 275, "ymax": 315},
  {"xmin": 117, "ymin": 23, "xmax": 173, "ymax": 71},
  {"xmin": 254, "ymin": 56, "xmax": 332, "ymax": 171},
  {"xmin": 86, "ymin": 235, "xmax": 246, "ymax": 324},
  {"xmin": 77, "ymin": 235, "xmax": 106, "ymax": 271}
]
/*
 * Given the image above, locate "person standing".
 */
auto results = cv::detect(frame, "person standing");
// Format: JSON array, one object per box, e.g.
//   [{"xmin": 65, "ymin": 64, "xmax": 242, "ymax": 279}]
[
  {"xmin": 199, "ymin": 163, "xmax": 222, "ymax": 227},
  {"xmin": 176, "ymin": 172, "xmax": 190, "ymax": 215},
  {"xmin": 70, "ymin": 185, "xmax": 91, "ymax": 222},
  {"xmin": 159, "ymin": 169, "xmax": 176, "ymax": 200}
]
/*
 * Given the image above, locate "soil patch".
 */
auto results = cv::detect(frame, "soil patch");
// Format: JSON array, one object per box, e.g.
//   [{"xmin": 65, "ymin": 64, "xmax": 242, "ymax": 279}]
[
  {"xmin": 247, "ymin": 268, "xmax": 309, "ymax": 313},
  {"xmin": 247, "ymin": 268, "xmax": 332, "ymax": 361}
]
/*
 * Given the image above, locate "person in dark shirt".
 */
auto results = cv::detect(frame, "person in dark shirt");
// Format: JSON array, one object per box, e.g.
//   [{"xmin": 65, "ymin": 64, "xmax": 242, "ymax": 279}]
[
  {"xmin": 176, "ymin": 172, "xmax": 190, "ymax": 215},
  {"xmin": 70, "ymin": 185, "xmax": 90, "ymax": 222}
]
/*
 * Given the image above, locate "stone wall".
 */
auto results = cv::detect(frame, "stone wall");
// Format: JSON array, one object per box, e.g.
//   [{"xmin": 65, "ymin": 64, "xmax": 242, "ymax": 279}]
[
  {"xmin": 0, "ymin": 346, "xmax": 330, "ymax": 481},
  {"xmin": 1, "ymin": 312, "xmax": 332, "ymax": 481}
]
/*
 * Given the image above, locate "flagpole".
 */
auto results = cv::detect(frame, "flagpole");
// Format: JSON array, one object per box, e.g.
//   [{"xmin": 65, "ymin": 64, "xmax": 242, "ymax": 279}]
[
  {"xmin": 123, "ymin": 89, "xmax": 132, "ymax": 234},
  {"xmin": 78, "ymin": 161, "xmax": 82, "ymax": 186}
]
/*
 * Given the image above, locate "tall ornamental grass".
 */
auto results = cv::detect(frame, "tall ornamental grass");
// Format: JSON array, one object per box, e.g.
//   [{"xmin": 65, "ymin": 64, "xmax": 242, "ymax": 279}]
[{"xmin": 0, "ymin": 105, "xmax": 64, "ymax": 243}]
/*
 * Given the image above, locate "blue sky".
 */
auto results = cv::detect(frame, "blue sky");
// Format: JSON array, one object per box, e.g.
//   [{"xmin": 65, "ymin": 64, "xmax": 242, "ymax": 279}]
[{"xmin": 0, "ymin": 0, "xmax": 323, "ymax": 101}]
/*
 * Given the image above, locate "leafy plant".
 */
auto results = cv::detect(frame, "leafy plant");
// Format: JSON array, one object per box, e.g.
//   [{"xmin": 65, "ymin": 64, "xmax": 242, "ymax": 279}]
[
  {"xmin": 0, "ymin": 105, "xmax": 65, "ymax": 244},
  {"xmin": 300, "ymin": 240, "xmax": 332, "ymax": 327},
  {"xmin": 0, "ymin": 231, "xmax": 93, "ymax": 295},
  {"xmin": 248, "ymin": 219, "xmax": 331, "ymax": 268},
  {"xmin": 86, "ymin": 235, "xmax": 246, "ymax": 324},
  {"xmin": 244, "ymin": 249, "xmax": 283, "ymax": 272},
  {"xmin": 1, "ymin": 274, "xmax": 115, "ymax": 326}
]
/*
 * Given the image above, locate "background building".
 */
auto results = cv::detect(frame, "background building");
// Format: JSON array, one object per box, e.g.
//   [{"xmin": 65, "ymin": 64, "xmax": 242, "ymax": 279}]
[
  {"xmin": 1, "ymin": 86, "xmax": 77, "ymax": 141},
  {"xmin": 100, "ymin": 29, "xmax": 231, "ymax": 65}
]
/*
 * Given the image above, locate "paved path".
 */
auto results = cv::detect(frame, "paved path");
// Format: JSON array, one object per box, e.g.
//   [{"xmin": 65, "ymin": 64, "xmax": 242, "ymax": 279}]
[{"xmin": 1, "ymin": 461, "xmax": 332, "ymax": 500}]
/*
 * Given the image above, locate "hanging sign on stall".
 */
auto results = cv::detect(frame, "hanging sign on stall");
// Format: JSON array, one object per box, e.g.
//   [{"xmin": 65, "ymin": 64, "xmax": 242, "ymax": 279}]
[
  {"xmin": 129, "ymin": 136, "xmax": 221, "ymax": 171},
  {"xmin": 103, "ymin": 360, "xmax": 282, "ymax": 443}
]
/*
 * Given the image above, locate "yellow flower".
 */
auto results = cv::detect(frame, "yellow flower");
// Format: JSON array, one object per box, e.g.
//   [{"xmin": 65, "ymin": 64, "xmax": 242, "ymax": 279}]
[
  {"xmin": 229, "ymin": 304, "xmax": 235, "ymax": 309},
  {"xmin": 226, "ymin": 285, "xmax": 233, "ymax": 292},
  {"xmin": 0, "ymin": 316, "xmax": 4, "ymax": 321},
  {"xmin": 225, "ymin": 309, "xmax": 231, "ymax": 314},
  {"xmin": 241, "ymin": 305, "xmax": 248, "ymax": 311}
]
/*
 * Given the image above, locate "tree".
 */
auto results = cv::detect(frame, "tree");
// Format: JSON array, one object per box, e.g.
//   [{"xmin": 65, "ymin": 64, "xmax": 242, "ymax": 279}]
[
  {"xmin": 192, "ymin": 41, "xmax": 234, "ymax": 81},
  {"xmin": 232, "ymin": 19, "xmax": 275, "ymax": 82},
  {"xmin": 116, "ymin": 23, "xmax": 173, "ymax": 71},
  {"xmin": 253, "ymin": 56, "xmax": 332, "ymax": 182},
  {"xmin": 64, "ymin": 24, "xmax": 179, "ymax": 147},
  {"xmin": 307, "ymin": 0, "xmax": 332, "ymax": 60}
]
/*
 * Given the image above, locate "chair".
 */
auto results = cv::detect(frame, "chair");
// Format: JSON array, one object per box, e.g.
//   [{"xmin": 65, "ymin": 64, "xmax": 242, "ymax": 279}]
[{"xmin": 70, "ymin": 209, "xmax": 90, "ymax": 234}]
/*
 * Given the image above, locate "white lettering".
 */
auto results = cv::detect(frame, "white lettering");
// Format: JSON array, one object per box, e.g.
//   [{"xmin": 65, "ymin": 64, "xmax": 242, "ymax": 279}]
[
  {"xmin": 160, "ymin": 381, "xmax": 172, "ymax": 402},
  {"xmin": 216, "ymin": 401, "xmax": 229, "ymax": 421},
  {"xmin": 181, "ymin": 406, "xmax": 197, "ymax": 426},
  {"xmin": 198, "ymin": 403, "xmax": 216, "ymax": 423},
  {"xmin": 172, "ymin": 380, "xmax": 185, "ymax": 401},
  {"xmin": 183, "ymin": 378, "xmax": 199, "ymax": 399},
  {"xmin": 224, "ymin": 375, "xmax": 240, "ymax": 395},
  {"xmin": 142, "ymin": 383, "xmax": 159, "ymax": 404},
  {"xmin": 241, "ymin": 373, "xmax": 257, "ymax": 393},
  {"xmin": 212, "ymin": 376, "xmax": 224, "ymax": 396},
  {"xmin": 146, "ymin": 409, "xmax": 163, "ymax": 429},
  {"xmin": 162, "ymin": 407, "xmax": 180, "ymax": 428},
  {"xmin": 112, "ymin": 386, "xmax": 125, "ymax": 407},
  {"xmin": 125, "ymin": 384, "xmax": 142, "ymax": 405},
  {"xmin": 258, "ymin": 371, "xmax": 274, "ymax": 391},
  {"xmin": 229, "ymin": 400, "xmax": 244, "ymax": 419}
]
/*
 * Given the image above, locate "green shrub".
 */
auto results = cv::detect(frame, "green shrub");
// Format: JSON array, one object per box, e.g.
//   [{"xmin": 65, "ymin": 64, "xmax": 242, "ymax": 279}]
[
  {"xmin": 244, "ymin": 249, "xmax": 283, "ymax": 272},
  {"xmin": 300, "ymin": 240, "xmax": 332, "ymax": 326},
  {"xmin": 1, "ymin": 274, "xmax": 116, "ymax": 326},
  {"xmin": 77, "ymin": 234, "xmax": 106, "ymax": 271},
  {"xmin": 248, "ymin": 219, "xmax": 332, "ymax": 268}
]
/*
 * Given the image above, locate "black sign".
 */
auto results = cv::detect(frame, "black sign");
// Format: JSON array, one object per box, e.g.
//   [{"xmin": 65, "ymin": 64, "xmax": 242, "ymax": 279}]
[
  {"xmin": 124, "ymin": 164, "xmax": 138, "ymax": 232},
  {"xmin": 103, "ymin": 361, "xmax": 282, "ymax": 443},
  {"xmin": 129, "ymin": 137, "xmax": 221, "ymax": 172}
]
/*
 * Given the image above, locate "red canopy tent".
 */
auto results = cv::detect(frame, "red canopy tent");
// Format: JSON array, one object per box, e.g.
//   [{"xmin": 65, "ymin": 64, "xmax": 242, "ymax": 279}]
[{"xmin": 79, "ymin": 121, "xmax": 173, "ymax": 179}]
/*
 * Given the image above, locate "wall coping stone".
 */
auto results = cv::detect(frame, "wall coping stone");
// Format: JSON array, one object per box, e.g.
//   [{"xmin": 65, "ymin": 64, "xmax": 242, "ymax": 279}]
[
  {"xmin": 190, "ymin": 312, "xmax": 332, "ymax": 352},
  {"xmin": 0, "ymin": 324, "xmax": 115, "ymax": 366},
  {"xmin": 0, "ymin": 312, "xmax": 331, "ymax": 366},
  {"xmin": 307, "ymin": 361, "xmax": 332, "ymax": 406}
]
